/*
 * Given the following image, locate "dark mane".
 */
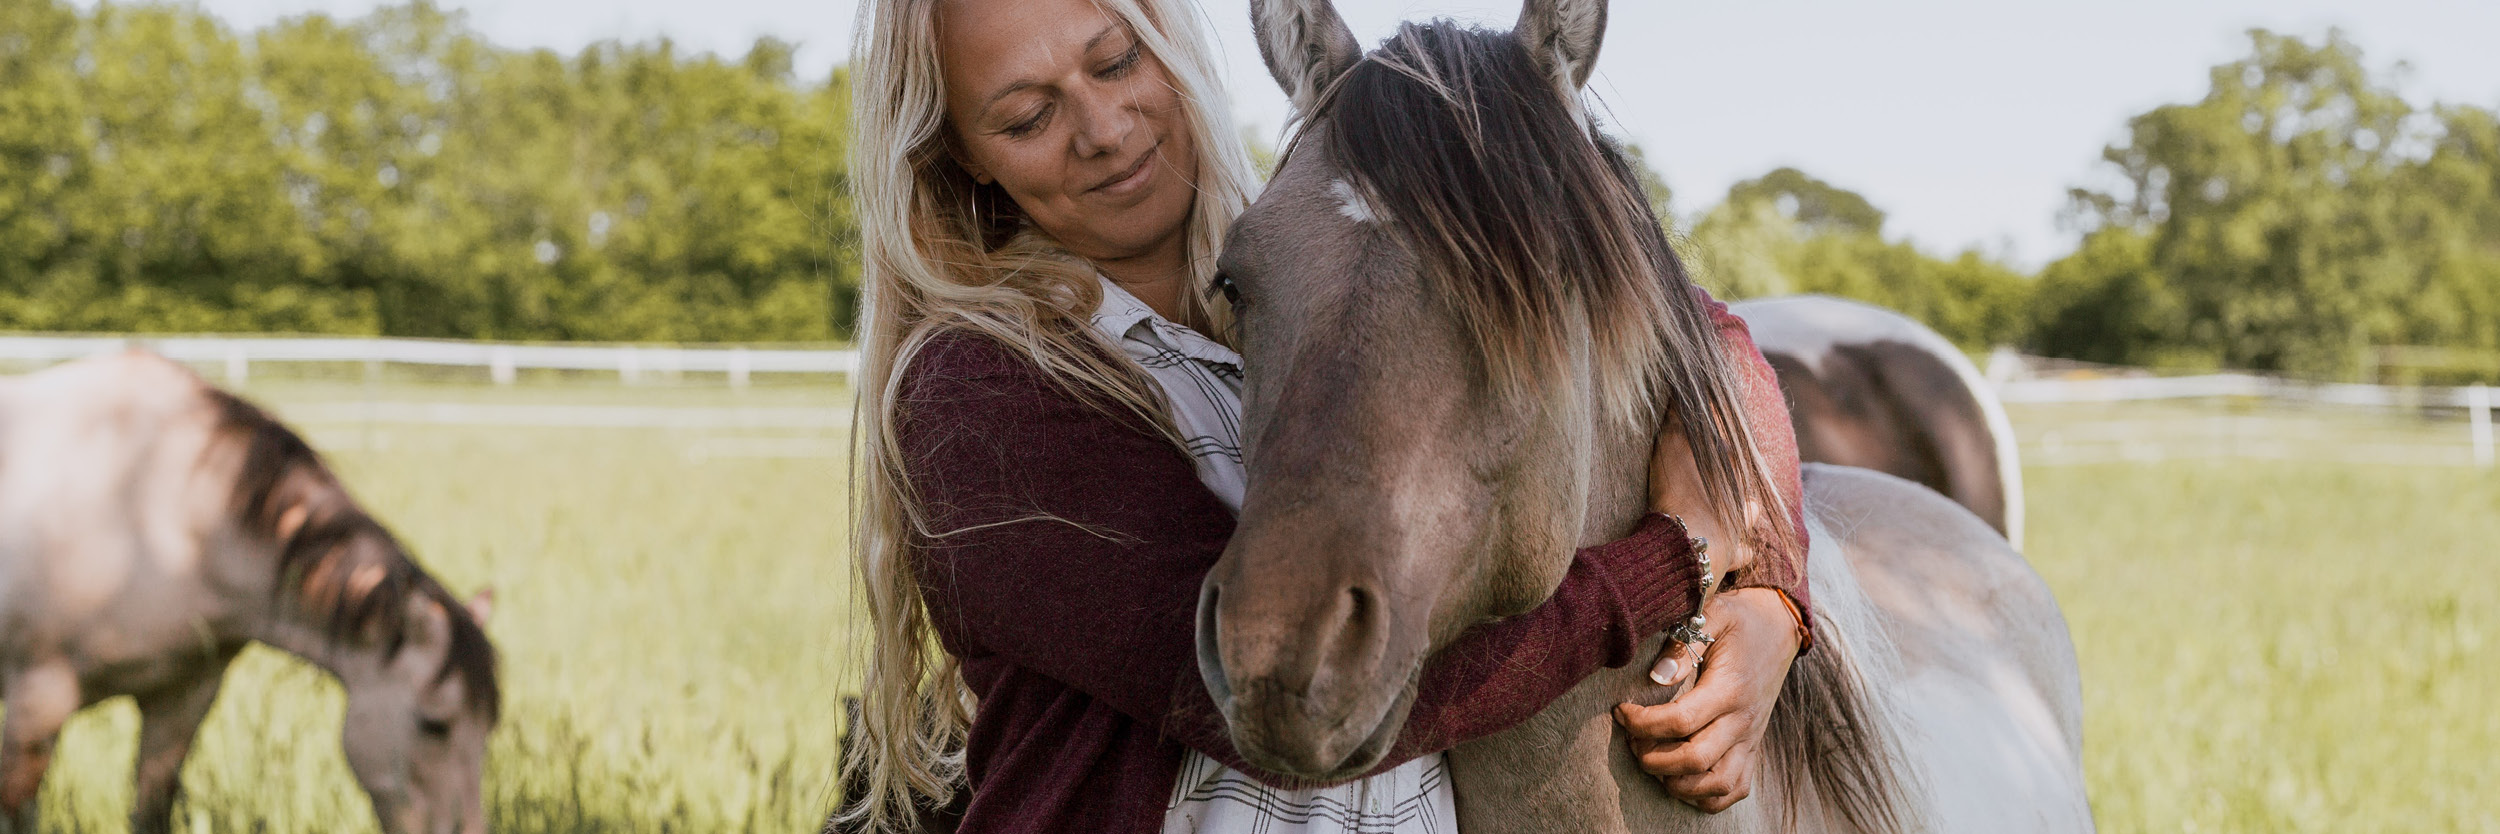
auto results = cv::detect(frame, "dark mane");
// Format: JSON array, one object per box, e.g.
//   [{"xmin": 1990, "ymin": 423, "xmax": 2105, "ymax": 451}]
[
  {"xmin": 1294, "ymin": 20, "xmax": 1725, "ymax": 426},
  {"xmin": 1292, "ymin": 19, "xmax": 1788, "ymax": 550},
  {"xmin": 1295, "ymin": 25, "xmax": 1912, "ymax": 832},
  {"xmin": 210, "ymin": 390, "xmax": 500, "ymax": 719}
]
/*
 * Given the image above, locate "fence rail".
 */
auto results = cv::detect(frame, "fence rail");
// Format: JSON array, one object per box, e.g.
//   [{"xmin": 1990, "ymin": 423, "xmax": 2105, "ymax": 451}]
[
  {"xmin": 0, "ymin": 334, "xmax": 857, "ymax": 387},
  {"xmin": 0, "ymin": 335, "xmax": 2488, "ymax": 466},
  {"xmin": 1996, "ymin": 372, "xmax": 2492, "ymax": 468}
]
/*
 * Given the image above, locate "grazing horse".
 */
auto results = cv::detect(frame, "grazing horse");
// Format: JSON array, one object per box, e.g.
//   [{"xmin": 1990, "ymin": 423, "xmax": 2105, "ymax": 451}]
[
  {"xmin": 1732, "ymin": 295, "xmax": 2027, "ymax": 547},
  {"xmin": 1196, "ymin": 1, "xmax": 2091, "ymax": 832},
  {"xmin": 0, "ymin": 352, "xmax": 498, "ymax": 834}
]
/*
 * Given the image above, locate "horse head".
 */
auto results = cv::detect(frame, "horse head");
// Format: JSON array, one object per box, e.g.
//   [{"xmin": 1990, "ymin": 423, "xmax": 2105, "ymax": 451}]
[
  {"xmin": 1198, "ymin": 0, "xmax": 1744, "ymax": 780},
  {"xmin": 329, "ymin": 578, "xmax": 498, "ymax": 834},
  {"xmin": 223, "ymin": 392, "xmax": 502, "ymax": 834}
]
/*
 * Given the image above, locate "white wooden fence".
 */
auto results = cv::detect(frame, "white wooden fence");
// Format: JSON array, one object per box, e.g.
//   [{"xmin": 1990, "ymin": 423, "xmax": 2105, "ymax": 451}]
[
  {"xmin": 0, "ymin": 335, "xmax": 855, "ymax": 389},
  {"xmin": 0, "ymin": 335, "xmax": 2487, "ymax": 466},
  {"xmin": 1995, "ymin": 372, "xmax": 2494, "ymax": 468}
]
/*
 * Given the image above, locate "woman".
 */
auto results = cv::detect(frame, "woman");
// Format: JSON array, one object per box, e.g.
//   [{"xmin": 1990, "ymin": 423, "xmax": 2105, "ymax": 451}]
[{"xmin": 838, "ymin": 0, "xmax": 1814, "ymax": 831}]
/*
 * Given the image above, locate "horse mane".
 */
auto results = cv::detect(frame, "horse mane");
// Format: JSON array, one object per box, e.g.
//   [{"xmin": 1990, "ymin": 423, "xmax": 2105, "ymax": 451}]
[
  {"xmin": 1295, "ymin": 20, "xmax": 1718, "ymax": 426},
  {"xmin": 209, "ymin": 390, "xmax": 501, "ymax": 720},
  {"xmin": 1300, "ymin": 20, "xmax": 1917, "ymax": 834}
]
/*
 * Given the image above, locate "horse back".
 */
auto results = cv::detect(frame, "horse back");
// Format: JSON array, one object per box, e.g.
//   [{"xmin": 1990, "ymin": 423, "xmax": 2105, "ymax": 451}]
[
  {"xmin": 1732, "ymin": 296, "xmax": 2024, "ymax": 547},
  {"xmin": 0, "ymin": 352, "xmax": 248, "ymax": 692}
]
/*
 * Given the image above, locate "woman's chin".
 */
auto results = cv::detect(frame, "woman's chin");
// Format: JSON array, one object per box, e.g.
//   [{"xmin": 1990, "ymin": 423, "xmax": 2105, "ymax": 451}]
[{"xmin": 1063, "ymin": 220, "xmax": 1193, "ymax": 268}]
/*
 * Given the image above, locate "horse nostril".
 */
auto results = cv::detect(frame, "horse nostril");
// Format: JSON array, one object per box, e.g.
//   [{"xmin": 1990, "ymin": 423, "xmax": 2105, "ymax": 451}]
[
  {"xmin": 1196, "ymin": 579, "xmax": 1233, "ymax": 707},
  {"xmin": 1323, "ymin": 585, "xmax": 1384, "ymax": 674},
  {"xmin": 1344, "ymin": 586, "xmax": 1374, "ymax": 630}
]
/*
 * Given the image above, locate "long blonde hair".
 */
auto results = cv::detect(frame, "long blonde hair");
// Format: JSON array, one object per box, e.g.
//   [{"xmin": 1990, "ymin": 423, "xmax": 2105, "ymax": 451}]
[{"xmin": 839, "ymin": 0, "xmax": 1257, "ymax": 829}]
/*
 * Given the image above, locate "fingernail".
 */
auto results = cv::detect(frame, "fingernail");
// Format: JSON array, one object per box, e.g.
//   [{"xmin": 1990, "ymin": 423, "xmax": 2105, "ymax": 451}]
[{"xmin": 1651, "ymin": 660, "xmax": 1678, "ymax": 686}]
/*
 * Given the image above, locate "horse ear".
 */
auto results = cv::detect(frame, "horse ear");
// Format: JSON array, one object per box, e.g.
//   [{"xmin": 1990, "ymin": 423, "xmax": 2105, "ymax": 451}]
[
  {"xmin": 1252, "ymin": 0, "xmax": 1360, "ymax": 116},
  {"xmin": 465, "ymin": 586, "xmax": 495, "ymax": 626},
  {"xmin": 1515, "ymin": 0, "xmax": 1607, "ymax": 96}
]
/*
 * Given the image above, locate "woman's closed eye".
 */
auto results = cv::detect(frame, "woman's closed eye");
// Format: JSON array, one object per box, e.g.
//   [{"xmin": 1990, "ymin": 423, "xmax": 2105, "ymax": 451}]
[
  {"xmin": 1097, "ymin": 44, "xmax": 1142, "ymax": 79},
  {"xmin": 999, "ymin": 105, "xmax": 1052, "ymax": 139}
]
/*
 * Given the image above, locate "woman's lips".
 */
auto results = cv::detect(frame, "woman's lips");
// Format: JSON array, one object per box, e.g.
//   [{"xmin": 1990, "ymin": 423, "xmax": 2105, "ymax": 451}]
[{"xmin": 1092, "ymin": 143, "xmax": 1160, "ymax": 197}]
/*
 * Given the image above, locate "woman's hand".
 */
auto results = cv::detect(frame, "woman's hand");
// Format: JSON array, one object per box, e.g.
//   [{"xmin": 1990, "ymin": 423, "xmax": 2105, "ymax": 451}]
[
  {"xmin": 1647, "ymin": 418, "xmax": 1753, "ymax": 578},
  {"xmin": 1612, "ymin": 587, "xmax": 1801, "ymax": 813}
]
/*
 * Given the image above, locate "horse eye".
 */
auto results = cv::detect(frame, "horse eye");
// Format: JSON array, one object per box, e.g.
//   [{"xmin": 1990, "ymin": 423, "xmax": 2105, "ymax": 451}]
[
  {"xmin": 419, "ymin": 717, "xmax": 453, "ymax": 739},
  {"xmin": 1207, "ymin": 271, "xmax": 1243, "ymax": 307}
]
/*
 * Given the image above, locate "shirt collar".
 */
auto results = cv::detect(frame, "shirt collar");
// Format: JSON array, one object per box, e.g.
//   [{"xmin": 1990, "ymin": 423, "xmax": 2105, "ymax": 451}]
[{"xmin": 1092, "ymin": 277, "xmax": 1242, "ymax": 371}]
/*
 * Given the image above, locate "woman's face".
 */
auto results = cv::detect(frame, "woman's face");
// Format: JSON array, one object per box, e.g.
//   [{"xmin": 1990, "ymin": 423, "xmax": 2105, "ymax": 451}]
[{"xmin": 937, "ymin": 0, "xmax": 1199, "ymax": 266}]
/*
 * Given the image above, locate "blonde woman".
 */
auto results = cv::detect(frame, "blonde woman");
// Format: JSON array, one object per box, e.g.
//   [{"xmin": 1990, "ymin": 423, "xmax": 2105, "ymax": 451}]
[{"xmin": 838, "ymin": 0, "xmax": 1816, "ymax": 832}]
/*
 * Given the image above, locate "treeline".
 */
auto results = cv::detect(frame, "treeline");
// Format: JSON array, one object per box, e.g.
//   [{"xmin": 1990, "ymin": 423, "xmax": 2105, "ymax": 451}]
[
  {"xmin": 0, "ymin": 0, "xmax": 852, "ymax": 341},
  {"xmin": 3, "ymin": 7, "xmax": 2495, "ymax": 378},
  {"xmin": 1679, "ymin": 29, "xmax": 2500, "ymax": 381}
]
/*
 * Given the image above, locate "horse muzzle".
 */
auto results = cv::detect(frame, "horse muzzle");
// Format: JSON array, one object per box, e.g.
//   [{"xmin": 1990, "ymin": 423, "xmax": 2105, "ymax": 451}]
[{"xmin": 1195, "ymin": 556, "xmax": 1424, "ymax": 780}]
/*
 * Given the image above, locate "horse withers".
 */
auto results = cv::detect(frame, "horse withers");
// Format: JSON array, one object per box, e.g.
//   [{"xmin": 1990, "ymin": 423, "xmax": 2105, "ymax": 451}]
[
  {"xmin": 1198, "ymin": 1, "xmax": 2090, "ymax": 831},
  {"xmin": 1733, "ymin": 295, "xmax": 2026, "ymax": 548},
  {"xmin": 0, "ymin": 351, "xmax": 498, "ymax": 834}
]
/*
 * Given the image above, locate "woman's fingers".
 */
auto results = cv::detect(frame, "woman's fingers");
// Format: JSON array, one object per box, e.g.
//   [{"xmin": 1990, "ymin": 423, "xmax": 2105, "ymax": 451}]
[
  {"xmin": 1615, "ymin": 589, "xmax": 1800, "ymax": 815},
  {"xmin": 1636, "ymin": 711, "xmax": 1745, "ymax": 777},
  {"xmin": 1616, "ymin": 670, "xmax": 1740, "ymax": 741},
  {"xmin": 1648, "ymin": 639, "xmax": 1703, "ymax": 687},
  {"xmin": 1662, "ymin": 748, "xmax": 1757, "ymax": 813}
]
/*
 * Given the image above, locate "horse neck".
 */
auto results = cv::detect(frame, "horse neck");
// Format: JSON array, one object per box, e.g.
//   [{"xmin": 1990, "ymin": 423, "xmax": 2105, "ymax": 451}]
[
  {"xmin": 1573, "ymin": 385, "xmax": 1662, "ymax": 549},
  {"xmin": 253, "ymin": 612, "xmax": 370, "ymax": 678},
  {"xmin": 242, "ymin": 521, "xmax": 399, "ymax": 682}
]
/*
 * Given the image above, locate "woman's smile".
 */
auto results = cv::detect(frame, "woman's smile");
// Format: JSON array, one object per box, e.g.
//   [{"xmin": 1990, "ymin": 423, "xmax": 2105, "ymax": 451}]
[{"xmin": 1090, "ymin": 140, "xmax": 1164, "ymax": 200}]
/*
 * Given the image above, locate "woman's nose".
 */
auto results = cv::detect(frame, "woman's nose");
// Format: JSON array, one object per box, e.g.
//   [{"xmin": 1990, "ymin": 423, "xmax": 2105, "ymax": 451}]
[{"xmin": 1068, "ymin": 89, "xmax": 1137, "ymax": 159}]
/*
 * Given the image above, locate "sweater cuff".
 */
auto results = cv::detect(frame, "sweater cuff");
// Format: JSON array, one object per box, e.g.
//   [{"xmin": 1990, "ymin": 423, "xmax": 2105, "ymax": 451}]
[{"xmin": 1584, "ymin": 512, "xmax": 1706, "ymax": 665}]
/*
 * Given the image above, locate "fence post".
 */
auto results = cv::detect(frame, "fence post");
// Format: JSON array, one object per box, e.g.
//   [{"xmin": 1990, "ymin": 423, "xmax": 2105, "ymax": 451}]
[
  {"xmin": 490, "ymin": 346, "xmax": 517, "ymax": 386},
  {"xmin": 224, "ymin": 345, "xmax": 248, "ymax": 386},
  {"xmin": 619, "ymin": 346, "xmax": 641, "ymax": 385},
  {"xmin": 2471, "ymin": 384, "xmax": 2494, "ymax": 469},
  {"xmin": 728, "ymin": 347, "xmax": 752, "ymax": 390}
]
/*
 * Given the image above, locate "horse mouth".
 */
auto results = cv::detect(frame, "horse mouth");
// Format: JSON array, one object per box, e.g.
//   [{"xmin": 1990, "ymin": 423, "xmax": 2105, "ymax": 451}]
[{"xmin": 1215, "ymin": 664, "xmax": 1421, "ymax": 781}]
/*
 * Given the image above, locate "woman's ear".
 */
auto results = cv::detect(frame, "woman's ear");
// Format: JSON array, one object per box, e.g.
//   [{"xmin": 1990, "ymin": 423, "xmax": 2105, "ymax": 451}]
[
  {"xmin": 943, "ymin": 131, "xmax": 997, "ymax": 185},
  {"xmin": 960, "ymin": 158, "xmax": 995, "ymax": 186}
]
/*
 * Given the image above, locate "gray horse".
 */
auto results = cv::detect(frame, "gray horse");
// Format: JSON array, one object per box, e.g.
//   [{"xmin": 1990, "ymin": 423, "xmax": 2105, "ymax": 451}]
[
  {"xmin": 1198, "ymin": 1, "xmax": 2091, "ymax": 831},
  {"xmin": 1734, "ymin": 295, "xmax": 2027, "ymax": 547},
  {"xmin": 0, "ymin": 351, "xmax": 497, "ymax": 834}
]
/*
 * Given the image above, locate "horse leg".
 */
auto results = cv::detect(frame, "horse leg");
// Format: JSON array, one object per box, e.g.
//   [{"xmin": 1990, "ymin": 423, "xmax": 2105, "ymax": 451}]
[
  {"xmin": 0, "ymin": 662, "xmax": 82, "ymax": 834},
  {"xmin": 130, "ymin": 655, "xmax": 236, "ymax": 834}
]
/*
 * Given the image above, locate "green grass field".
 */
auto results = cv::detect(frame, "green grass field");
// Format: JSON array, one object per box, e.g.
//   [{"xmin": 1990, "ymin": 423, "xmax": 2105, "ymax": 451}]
[{"xmin": 20, "ymin": 375, "xmax": 2498, "ymax": 832}]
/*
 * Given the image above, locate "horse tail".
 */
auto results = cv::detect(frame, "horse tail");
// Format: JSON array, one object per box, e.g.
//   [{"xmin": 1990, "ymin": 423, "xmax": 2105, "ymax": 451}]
[{"xmin": 1761, "ymin": 514, "xmax": 1928, "ymax": 834}]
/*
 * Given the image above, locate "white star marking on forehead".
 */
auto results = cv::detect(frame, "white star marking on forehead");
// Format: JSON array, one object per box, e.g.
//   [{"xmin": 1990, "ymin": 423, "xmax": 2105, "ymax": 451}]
[{"xmin": 1330, "ymin": 179, "xmax": 1378, "ymax": 225}]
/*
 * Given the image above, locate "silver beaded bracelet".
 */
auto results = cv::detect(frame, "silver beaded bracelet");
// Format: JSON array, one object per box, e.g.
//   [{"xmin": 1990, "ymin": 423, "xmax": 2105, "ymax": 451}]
[{"xmin": 1663, "ymin": 535, "xmax": 1715, "ymax": 648}]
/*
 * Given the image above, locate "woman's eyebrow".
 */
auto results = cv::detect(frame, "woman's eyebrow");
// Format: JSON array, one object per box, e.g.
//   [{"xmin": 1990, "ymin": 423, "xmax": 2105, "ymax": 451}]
[{"xmin": 978, "ymin": 23, "xmax": 1124, "ymax": 113}]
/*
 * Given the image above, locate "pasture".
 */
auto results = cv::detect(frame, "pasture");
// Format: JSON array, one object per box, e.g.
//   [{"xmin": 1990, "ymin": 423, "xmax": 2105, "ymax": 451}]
[{"xmin": 11, "ymin": 370, "xmax": 2494, "ymax": 832}]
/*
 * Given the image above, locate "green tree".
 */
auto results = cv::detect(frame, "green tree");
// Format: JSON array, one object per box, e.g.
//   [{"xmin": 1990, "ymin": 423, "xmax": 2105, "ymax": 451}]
[
  {"xmin": 0, "ymin": 0, "xmax": 82, "ymax": 302},
  {"xmin": 1684, "ymin": 167, "xmax": 2031, "ymax": 350},
  {"xmin": 2062, "ymin": 29, "xmax": 2460, "ymax": 377},
  {"xmin": 1725, "ymin": 166, "xmax": 1885, "ymax": 237},
  {"xmin": 2028, "ymin": 228, "xmax": 2190, "ymax": 366},
  {"xmin": 0, "ymin": 0, "xmax": 859, "ymax": 341}
]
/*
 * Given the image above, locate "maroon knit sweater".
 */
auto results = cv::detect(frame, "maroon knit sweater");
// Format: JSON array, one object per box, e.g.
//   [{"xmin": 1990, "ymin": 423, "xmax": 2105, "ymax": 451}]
[{"xmin": 892, "ymin": 299, "xmax": 1808, "ymax": 834}]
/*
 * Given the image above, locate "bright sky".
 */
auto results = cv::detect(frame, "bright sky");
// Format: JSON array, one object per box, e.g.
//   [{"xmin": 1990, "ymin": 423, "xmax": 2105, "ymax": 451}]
[{"xmin": 142, "ymin": 0, "xmax": 2500, "ymax": 268}]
